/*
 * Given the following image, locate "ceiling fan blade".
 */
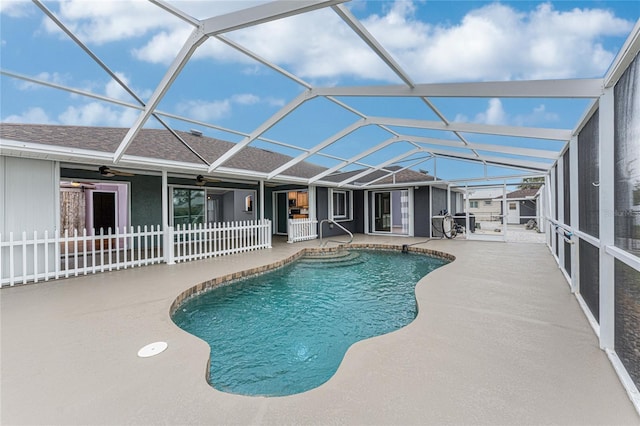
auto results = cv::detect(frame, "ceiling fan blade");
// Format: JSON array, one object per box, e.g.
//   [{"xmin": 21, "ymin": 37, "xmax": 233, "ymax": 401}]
[
  {"xmin": 196, "ymin": 175, "xmax": 219, "ymax": 185},
  {"xmin": 99, "ymin": 166, "xmax": 135, "ymax": 177}
]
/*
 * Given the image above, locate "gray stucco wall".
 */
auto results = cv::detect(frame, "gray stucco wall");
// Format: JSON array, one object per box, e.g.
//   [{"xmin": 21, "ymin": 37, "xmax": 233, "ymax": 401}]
[
  {"xmin": 413, "ymin": 187, "xmax": 431, "ymax": 237},
  {"xmin": 316, "ymin": 187, "xmax": 359, "ymax": 237},
  {"xmin": 233, "ymin": 190, "xmax": 257, "ymax": 221}
]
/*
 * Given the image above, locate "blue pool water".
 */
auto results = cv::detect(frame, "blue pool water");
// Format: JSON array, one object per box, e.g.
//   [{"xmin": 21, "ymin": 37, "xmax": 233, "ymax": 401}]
[{"xmin": 172, "ymin": 249, "xmax": 448, "ymax": 396}]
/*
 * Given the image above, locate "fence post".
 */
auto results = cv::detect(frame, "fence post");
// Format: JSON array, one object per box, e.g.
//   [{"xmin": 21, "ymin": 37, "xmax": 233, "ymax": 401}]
[
  {"xmin": 267, "ymin": 219, "xmax": 272, "ymax": 248},
  {"xmin": 165, "ymin": 226, "xmax": 175, "ymax": 265},
  {"xmin": 288, "ymin": 219, "xmax": 294, "ymax": 243}
]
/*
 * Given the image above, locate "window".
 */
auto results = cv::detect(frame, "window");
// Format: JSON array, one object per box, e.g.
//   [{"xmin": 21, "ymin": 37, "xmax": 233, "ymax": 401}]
[
  {"xmin": 469, "ymin": 201, "xmax": 478, "ymax": 208},
  {"xmin": 509, "ymin": 202, "xmax": 517, "ymax": 210},
  {"xmin": 484, "ymin": 200, "xmax": 492, "ymax": 206},
  {"xmin": 330, "ymin": 189, "xmax": 352, "ymax": 221},
  {"xmin": 172, "ymin": 188, "xmax": 204, "ymax": 227}
]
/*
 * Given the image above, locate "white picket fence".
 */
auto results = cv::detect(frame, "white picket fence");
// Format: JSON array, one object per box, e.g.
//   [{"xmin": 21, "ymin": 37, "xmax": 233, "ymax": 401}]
[
  {"xmin": 0, "ymin": 219, "xmax": 272, "ymax": 287},
  {"xmin": 173, "ymin": 220, "xmax": 272, "ymax": 262},
  {"xmin": 288, "ymin": 218, "xmax": 318, "ymax": 243}
]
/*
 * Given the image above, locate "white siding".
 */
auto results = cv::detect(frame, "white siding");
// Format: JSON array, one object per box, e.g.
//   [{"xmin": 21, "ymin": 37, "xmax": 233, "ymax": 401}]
[{"xmin": 1, "ymin": 156, "xmax": 58, "ymax": 234}]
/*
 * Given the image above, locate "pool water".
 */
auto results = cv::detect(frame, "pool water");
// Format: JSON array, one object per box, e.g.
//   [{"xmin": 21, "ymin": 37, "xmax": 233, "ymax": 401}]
[{"xmin": 172, "ymin": 249, "xmax": 448, "ymax": 396}]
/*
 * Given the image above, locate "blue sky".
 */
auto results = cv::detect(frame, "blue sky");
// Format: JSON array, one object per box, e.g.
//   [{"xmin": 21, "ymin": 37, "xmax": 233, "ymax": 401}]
[{"xmin": 1, "ymin": 1, "xmax": 639, "ymax": 181}]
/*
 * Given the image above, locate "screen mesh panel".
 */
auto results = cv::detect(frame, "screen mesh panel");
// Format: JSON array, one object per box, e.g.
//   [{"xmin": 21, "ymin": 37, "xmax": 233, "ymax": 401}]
[
  {"xmin": 579, "ymin": 239, "xmax": 599, "ymax": 322},
  {"xmin": 614, "ymin": 53, "xmax": 640, "ymax": 255},
  {"xmin": 615, "ymin": 260, "xmax": 640, "ymax": 389},
  {"xmin": 563, "ymin": 150, "xmax": 571, "ymax": 276},
  {"xmin": 578, "ymin": 110, "xmax": 600, "ymax": 238}
]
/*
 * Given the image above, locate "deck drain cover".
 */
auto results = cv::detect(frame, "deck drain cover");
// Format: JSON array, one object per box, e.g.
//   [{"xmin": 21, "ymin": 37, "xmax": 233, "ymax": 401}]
[{"xmin": 137, "ymin": 341, "xmax": 168, "ymax": 358}]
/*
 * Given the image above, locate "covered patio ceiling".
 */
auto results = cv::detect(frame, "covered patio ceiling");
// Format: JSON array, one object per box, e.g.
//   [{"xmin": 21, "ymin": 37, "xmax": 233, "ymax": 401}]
[{"xmin": 3, "ymin": 0, "xmax": 639, "ymax": 188}]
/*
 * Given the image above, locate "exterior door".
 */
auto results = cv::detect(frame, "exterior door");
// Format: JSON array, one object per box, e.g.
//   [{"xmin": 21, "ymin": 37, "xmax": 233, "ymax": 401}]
[
  {"xmin": 507, "ymin": 201, "xmax": 520, "ymax": 224},
  {"xmin": 373, "ymin": 192, "xmax": 391, "ymax": 232},
  {"xmin": 93, "ymin": 192, "xmax": 116, "ymax": 233},
  {"xmin": 275, "ymin": 192, "xmax": 289, "ymax": 234}
]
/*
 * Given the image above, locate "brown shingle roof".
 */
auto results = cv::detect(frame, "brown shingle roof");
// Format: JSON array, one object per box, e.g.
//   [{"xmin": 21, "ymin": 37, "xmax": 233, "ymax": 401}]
[
  {"xmin": 322, "ymin": 166, "xmax": 435, "ymax": 185},
  {"xmin": 0, "ymin": 123, "xmax": 436, "ymax": 184},
  {"xmin": 0, "ymin": 123, "xmax": 326, "ymax": 178},
  {"xmin": 504, "ymin": 188, "xmax": 539, "ymax": 199}
]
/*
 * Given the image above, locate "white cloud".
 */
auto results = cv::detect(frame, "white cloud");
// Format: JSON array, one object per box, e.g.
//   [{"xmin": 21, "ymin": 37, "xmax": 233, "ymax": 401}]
[
  {"xmin": 474, "ymin": 98, "xmax": 508, "ymax": 125},
  {"xmin": 42, "ymin": 0, "xmax": 178, "ymax": 45},
  {"xmin": 0, "ymin": 0, "xmax": 31, "ymax": 18},
  {"xmin": 132, "ymin": 28, "xmax": 193, "ymax": 64},
  {"xmin": 456, "ymin": 98, "xmax": 560, "ymax": 127},
  {"xmin": 103, "ymin": 72, "xmax": 151, "ymax": 102},
  {"xmin": 58, "ymin": 102, "xmax": 139, "ymax": 127},
  {"xmin": 16, "ymin": 72, "xmax": 67, "ymax": 90},
  {"xmin": 231, "ymin": 94, "xmax": 260, "ymax": 105},
  {"xmin": 372, "ymin": 2, "xmax": 633, "ymax": 81},
  {"xmin": 514, "ymin": 104, "xmax": 560, "ymax": 126},
  {"xmin": 3, "ymin": 107, "xmax": 53, "ymax": 124},
  {"xmin": 175, "ymin": 93, "xmax": 285, "ymax": 122},
  {"xmin": 33, "ymin": 0, "xmax": 633, "ymax": 82},
  {"xmin": 176, "ymin": 99, "xmax": 231, "ymax": 122}
]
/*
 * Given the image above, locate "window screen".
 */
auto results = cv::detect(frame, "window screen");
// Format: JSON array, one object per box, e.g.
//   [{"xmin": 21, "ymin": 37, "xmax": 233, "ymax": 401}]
[
  {"xmin": 563, "ymin": 149, "xmax": 571, "ymax": 277},
  {"xmin": 579, "ymin": 239, "xmax": 600, "ymax": 322},
  {"xmin": 615, "ymin": 260, "xmax": 640, "ymax": 389},
  {"xmin": 578, "ymin": 110, "xmax": 599, "ymax": 238},
  {"xmin": 614, "ymin": 53, "xmax": 640, "ymax": 255}
]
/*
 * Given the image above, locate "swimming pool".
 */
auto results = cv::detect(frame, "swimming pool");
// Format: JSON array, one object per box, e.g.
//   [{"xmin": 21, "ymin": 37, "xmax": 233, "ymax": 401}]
[{"xmin": 172, "ymin": 248, "xmax": 448, "ymax": 396}]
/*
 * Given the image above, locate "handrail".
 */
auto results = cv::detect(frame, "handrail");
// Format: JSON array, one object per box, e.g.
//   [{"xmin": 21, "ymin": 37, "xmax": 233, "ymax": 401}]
[{"xmin": 319, "ymin": 219, "xmax": 353, "ymax": 247}]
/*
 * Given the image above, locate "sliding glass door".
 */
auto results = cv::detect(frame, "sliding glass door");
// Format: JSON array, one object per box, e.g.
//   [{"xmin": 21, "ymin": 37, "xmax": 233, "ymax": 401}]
[{"xmin": 371, "ymin": 190, "xmax": 410, "ymax": 234}]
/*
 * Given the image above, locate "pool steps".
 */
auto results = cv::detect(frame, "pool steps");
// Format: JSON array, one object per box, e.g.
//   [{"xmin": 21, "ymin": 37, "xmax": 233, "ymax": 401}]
[{"xmin": 298, "ymin": 250, "xmax": 364, "ymax": 268}]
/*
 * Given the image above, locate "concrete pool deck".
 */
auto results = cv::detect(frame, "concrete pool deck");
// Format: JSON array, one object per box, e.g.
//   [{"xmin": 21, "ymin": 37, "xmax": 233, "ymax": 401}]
[{"xmin": 1, "ymin": 236, "xmax": 638, "ymax": 425}]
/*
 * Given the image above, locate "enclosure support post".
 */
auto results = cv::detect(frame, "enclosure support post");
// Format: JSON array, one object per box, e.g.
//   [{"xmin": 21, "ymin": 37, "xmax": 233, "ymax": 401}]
[{"xmin": 598, "ymin": 87, "xmax": 615, "ymax": 351}]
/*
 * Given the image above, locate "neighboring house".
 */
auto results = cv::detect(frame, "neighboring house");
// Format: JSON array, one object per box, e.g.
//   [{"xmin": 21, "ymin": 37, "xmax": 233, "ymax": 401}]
[
  {"xmin": 500, "ymin": 188, "xmax": 540, "ymax": 225},
  {"xmin": 1, "ymin": 124, "xmax": 461, "ymax": 245},
  {"xmin": 466, "ymin": 189, "xmax": 503, "ymax": 223}
]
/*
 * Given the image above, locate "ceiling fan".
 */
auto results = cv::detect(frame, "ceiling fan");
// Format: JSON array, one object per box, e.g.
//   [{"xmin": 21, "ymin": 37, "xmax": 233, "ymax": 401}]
[
  {"xmin": 99, "ymin": 165, "xmax": 135, "ymax": 177},
  {"xmin": 195, "ymin": 175, "xmax": 220, "ymax": 186}
]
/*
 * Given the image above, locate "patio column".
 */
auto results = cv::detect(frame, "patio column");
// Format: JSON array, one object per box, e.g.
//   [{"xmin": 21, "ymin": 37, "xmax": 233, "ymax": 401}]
[
  {"xmin": 162, "ymin": 170, "xmax": 175, "ymax": 265},
  {"xmin": 569, "ymin": 135, "xmax": 580, "ymax": 294},
  {"xmin": 259, "ymin": 180, "xmax": 265, "ymax": 221},
  {"xmin": 598, "ymin": 87, "xmax": 615, "ymax": 351}
]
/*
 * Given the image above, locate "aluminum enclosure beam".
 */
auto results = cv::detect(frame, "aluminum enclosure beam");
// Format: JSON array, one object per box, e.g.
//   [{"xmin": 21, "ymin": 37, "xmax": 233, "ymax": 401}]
[
  {"xmin": 114, "ymin": 26, "xmax": 206, "ymax": 162},
  {"xmin": 312, "ymin": 79, "xmax": 605, "ymax": 98},
  {"xmin": 115, "ymin": 0, "xmax": 344, "ymax": 163},
  {"xmin": 201, "ymin": 0, "xmax": 347, "ymax": 36},
  {"xmin": 403, "ymin": 135, "xmax": 561, "ymax": 160},
  {"xmin": 308, "ymin": 137, "xmax": 400, "ymax": 184},
  {"xmin": 208, "ymin": 91, "xmax": 314, "ymax": 172},
  {"xmin": 267, "ymin": 119, "xmax": 366, "ymax": 179},
  {"xmin": 433, "ymin": 151, "xmax": 551, "ymax": 172},
  {"xmin": 338, "ymin": 148, "xmax": 422, "ymax": 187},
  {"xmin": 370, "ymin": 116, "xmax": 572, "ymax": 141}
]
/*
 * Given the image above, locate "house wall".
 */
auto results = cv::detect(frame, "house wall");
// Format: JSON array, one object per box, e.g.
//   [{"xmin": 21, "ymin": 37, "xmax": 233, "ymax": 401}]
[
  {"xmin": 2, "ymin": 157, "xmax": 57, "ymax": 234},
  {"xmin": 468, "ymin": 199, "xmax": 502, "ymax": 219},
  {"xmin": 234, "ymin": 189, "xmax": 257, "ymax": 221},
  {"xmin": 316, "ymin": 187, "xmax": 359, "ymax": 237},
  {"xmin": 353, "ymin": 190, "xmax": 365, "ymax": 233},
  {"xmin": 413, "ymin": 186, "xmax": 430, "ymax": 237},
  {"xmin": 1, "ymin": 156, "xmax": 58, "ymax": 279}
]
